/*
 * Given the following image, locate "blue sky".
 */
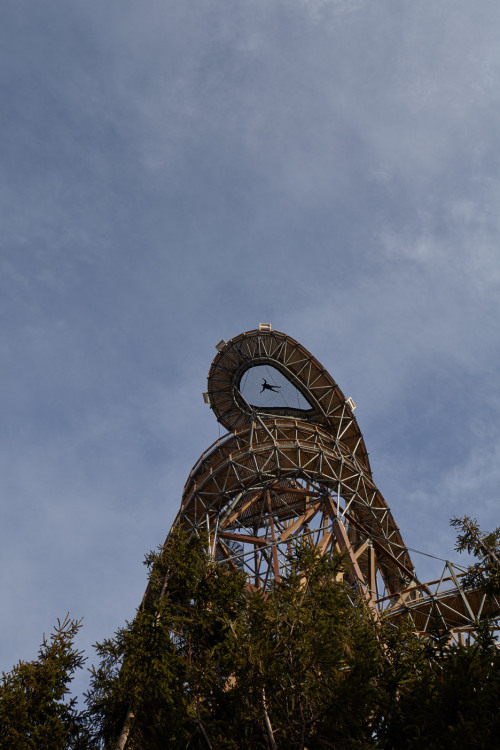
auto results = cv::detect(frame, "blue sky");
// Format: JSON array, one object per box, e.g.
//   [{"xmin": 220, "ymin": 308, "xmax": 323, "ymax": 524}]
[{"xmin": 2, "ymin": 0, "xmax": 500, "ymax": 694}]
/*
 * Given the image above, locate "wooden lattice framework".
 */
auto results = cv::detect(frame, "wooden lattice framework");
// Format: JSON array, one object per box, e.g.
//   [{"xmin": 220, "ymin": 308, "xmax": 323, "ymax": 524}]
[{"xmin": 166, "ymin": 326, "xmax": 499, "ymax": 637}]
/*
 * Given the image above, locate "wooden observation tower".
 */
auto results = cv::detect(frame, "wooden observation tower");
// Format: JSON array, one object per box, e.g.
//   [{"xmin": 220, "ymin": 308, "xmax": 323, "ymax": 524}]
[{"xmin": 166, "ymin": 325, "xmax": 499, "ymax": 638}]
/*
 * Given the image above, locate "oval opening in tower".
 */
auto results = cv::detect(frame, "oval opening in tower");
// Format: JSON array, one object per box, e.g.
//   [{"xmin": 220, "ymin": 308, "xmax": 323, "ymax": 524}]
[{"xmin": 238, "ymin": 365, "xmax": 312, "ymax": 411}]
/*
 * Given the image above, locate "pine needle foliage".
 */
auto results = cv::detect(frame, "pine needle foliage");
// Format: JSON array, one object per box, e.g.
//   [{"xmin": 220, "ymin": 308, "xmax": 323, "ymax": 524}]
[
  {"xmin": 451, "ymin": 516, "xmax": 500, "ymax": 596},
  {"xmin": 86, "ymin": 532, "xmax": 384, "ymax": 749},
  {"xmin": 376, "ymin": 620, "xmax": 500, "ymax": 749},
  {"xmin": 86, "ymin": 525, "xmax": 500, "ymax": 749},
  {"xmin": 0, "ymin": 615, "xmax": 88, "ymax": 750},
  {"xmin": 229, "ymin": 546, "xmax": 383, "ymax": 749},
  {"xmin": 85, "ymin": 527, "xmax": 249, "ymax": 749},
  {"xmin": 4, "ymin": 520, "xmax": 500, "ymax": 748}
]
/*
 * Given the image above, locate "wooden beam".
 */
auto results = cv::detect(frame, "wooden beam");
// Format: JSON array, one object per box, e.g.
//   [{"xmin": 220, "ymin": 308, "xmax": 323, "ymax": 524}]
[
  {"xmin": 367, "ymin": 542, "xmax": 376, "ymax": 595},
  {"xmin": 219, "ymin": 531, "xmax": 267, "ymax": 547},
  {"xmin": 331, "ymin": 515, "xmax": 379, "ymax": 618},
  {"xmin": 353, "ymin": 539, "xmax": 369, "ymax": 561},
  {"xmin": 266, "ymin": 490, "xmax": 281, "ymax": 582},
  {"xmin": 278, "ymin": 502, "xmax": 321, "ymax": 542},
  {"xmin": 318, "ymin": 529, "xmax": 333, "ymax": 555},
  {"xmin": 222, "ymin": 491, "xmax": 263, "ymax": 528}
]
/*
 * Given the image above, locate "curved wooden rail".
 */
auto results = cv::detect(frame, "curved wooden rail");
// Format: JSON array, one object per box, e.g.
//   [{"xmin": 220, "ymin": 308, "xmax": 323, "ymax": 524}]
[
  {"xmin": 179, "ymin": 418, "xmax": 414, "ymax": 596},
  {"xmin": 162, "ymin": 326, "xmax": 497, "ymax": 634},
  {"xmin": 207, "ymin": 328, "xmax": 371, "ymax": 473}
]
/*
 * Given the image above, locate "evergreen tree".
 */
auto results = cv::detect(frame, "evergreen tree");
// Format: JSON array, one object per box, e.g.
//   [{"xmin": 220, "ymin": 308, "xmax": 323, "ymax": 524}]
[
  {"xmin": 229, "ymin": 546, "xmax": 383, "ymax": 748},
  {"xmin": 4, "ymin": 519, "xmax": 500, "ymax": 748},
  {"xmin": 376, "ymin": 620, "xmax": 500, "ymax": 749},
  {"xmin": 375, "ymin": 516, "xmax": 500, "ymax": 749},
  {"xmin": 0, "ymin": 615, "xmax": 88, "ymax": 750},
  {"xmin": 451, "ymin": 515, "xmax": 500, "ymax": 596},
  {"xmin": 86, "ymin": 528, "xmax": 248, "ymax": 749},
  {"xmin": 86, "ymin": 533, "xmax": 384, "ymax": 749}
]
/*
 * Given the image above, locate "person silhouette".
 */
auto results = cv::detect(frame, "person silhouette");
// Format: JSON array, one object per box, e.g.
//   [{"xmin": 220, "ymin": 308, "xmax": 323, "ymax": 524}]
[{"xmin": 261, "ymin": 379, "xmax": 281, "ymax": 393}]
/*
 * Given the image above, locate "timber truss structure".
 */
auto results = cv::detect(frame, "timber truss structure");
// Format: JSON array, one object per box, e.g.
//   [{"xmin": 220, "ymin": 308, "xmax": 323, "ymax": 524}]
[{"xmin": 166, "ymin": 326, "xmax": 499, "ymax": 639}]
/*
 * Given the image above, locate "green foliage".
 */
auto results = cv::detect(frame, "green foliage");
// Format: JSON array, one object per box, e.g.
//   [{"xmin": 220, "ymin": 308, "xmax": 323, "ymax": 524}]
[
  {"xmin": 374, "ymin": 516, "xmax": 500, "ymax": 749},
  {"xmin": 376, "ymin": 620, "xmax": 500, "ymax": 749},
  {"xmin": 85, "ymin": 526, "xmax": 500, "ymax": 749},
  {"xmin": 87, "ymin": 535, "xmax": 385, "ymax": 749},
  {"xmin": 0, "ymin": 615, "xmax": 88, "ymax": 750},
  {"xmin": 85, "ymin": 528, "xmax": 249, "ymax": 749},
  {"xmin": 451, "ymin": 516, "xmax": 500, "ymax": 596},
  {"xmin": 4, "ymin": 520, "xmax": 500, "ymax": 748},
  {"xmin": 229, "ymin": 546, "xmax": 383, "ymax": 748}
]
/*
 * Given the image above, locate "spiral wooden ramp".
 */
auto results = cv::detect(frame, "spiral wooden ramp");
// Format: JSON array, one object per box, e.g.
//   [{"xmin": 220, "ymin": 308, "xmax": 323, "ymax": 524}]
[{"xmin": 165, "ymin": 325, "xmax": 499, "ymax": 638}]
